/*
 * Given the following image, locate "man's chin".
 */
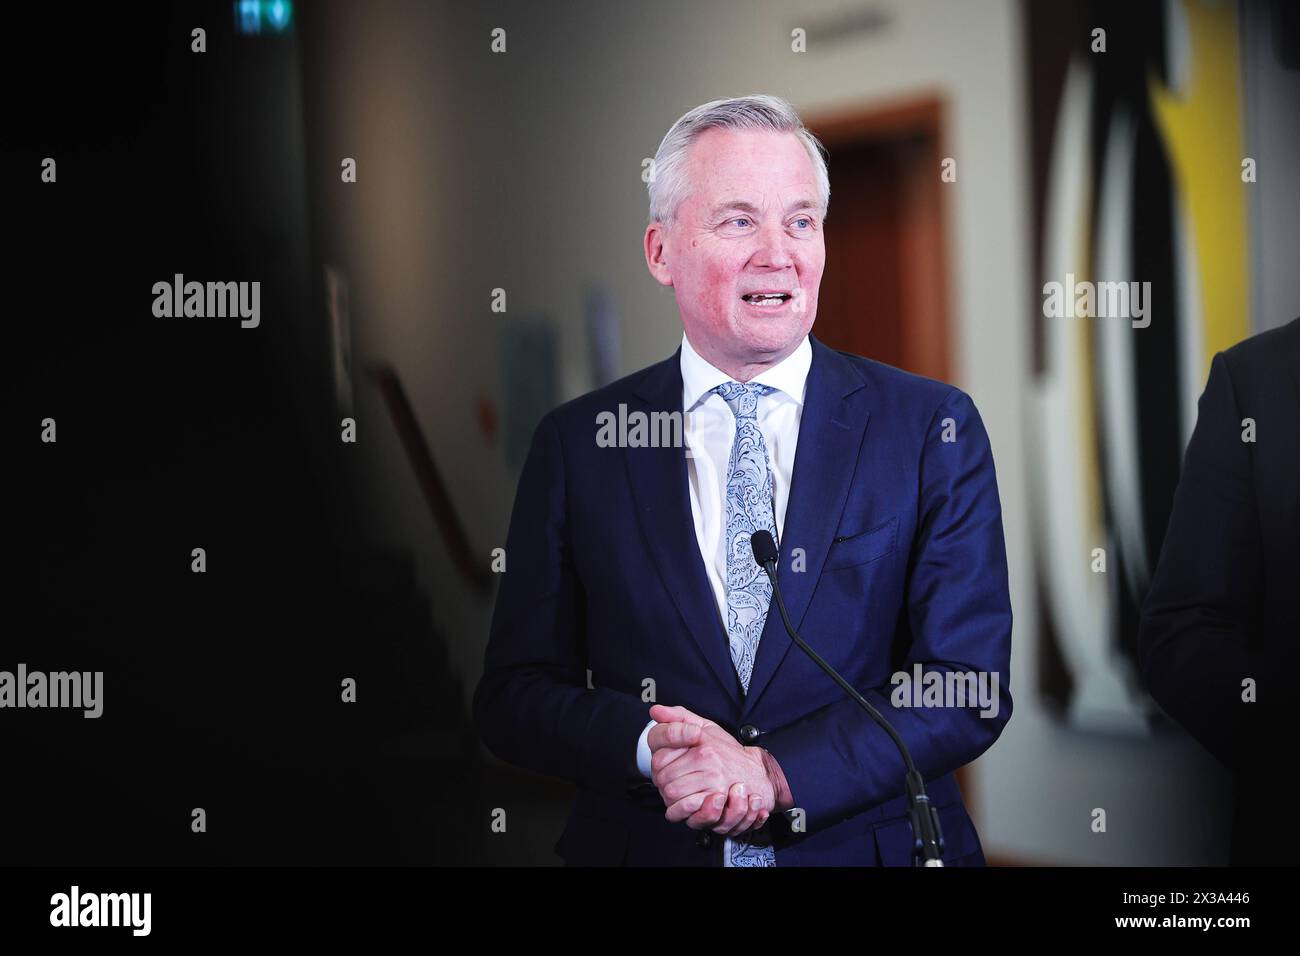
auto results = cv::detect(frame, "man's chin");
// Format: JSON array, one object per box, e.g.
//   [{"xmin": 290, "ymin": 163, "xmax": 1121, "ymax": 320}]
[{"xmin": 732, "ymin": 318, "xmax": 809, "ymax": 356}]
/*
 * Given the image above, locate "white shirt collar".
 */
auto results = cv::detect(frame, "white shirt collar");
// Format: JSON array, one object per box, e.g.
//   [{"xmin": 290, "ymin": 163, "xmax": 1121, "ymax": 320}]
[{"xmin": 680, "ymin": 331, "xmax": 812, "ymax": 412}]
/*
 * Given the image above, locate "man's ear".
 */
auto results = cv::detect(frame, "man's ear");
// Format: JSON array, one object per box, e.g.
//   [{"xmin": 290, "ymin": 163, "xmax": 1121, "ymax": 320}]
[{"xmin": 643, "ymin": 221, "xmax": 673, "ymax": 288}]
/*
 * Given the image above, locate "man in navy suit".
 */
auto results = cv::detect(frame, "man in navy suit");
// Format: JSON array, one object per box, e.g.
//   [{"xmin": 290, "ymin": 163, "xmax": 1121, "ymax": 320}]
[
  {"xmin": 472, "ymin": 94, "xmax": 1013, "ymax": 866},
  {"xmin": 1140, "ymin": 317, "xmax": 1300, "ymax": 866}
]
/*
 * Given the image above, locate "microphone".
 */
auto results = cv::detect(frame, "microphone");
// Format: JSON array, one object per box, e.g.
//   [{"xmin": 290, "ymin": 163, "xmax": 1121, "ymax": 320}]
[{"xmin": 751, "ymin": 529, "xmax": 945, "ymax": 866}]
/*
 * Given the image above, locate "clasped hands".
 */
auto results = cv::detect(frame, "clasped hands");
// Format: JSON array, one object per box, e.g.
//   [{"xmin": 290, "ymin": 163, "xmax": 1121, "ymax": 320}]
[{"xmin": 647, "ymin": 703, "xmax": 793, "ymax": 837}]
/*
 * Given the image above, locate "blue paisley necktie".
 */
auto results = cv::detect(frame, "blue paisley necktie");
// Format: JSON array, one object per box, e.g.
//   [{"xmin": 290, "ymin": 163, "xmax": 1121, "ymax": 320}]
[{"xmin": 714, "ymin": 381, "xmax": 778, "ymax": 868}]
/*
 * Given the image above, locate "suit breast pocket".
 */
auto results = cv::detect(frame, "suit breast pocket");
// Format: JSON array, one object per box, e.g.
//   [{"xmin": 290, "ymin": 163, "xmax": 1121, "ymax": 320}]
[{"xmin": 824, "ymin": 515, "xmax": 897, "ymax": 571}]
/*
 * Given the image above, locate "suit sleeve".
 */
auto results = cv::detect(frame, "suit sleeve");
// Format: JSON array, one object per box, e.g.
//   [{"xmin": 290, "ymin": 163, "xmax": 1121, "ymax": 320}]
[
  {"xmin": 759, "ymin": 389, "xmax": 1014, "ymax": 831},
  {"xmin": 471, "ymin": 412, "xmax": 651, "ymax": 798},
  {"xmin": 1139, "ymin": 352, "xmax": 1263, "ymax": 773}
]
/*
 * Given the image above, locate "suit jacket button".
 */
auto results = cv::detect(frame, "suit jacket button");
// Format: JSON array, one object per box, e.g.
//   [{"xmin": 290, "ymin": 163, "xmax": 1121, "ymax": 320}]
[
  {"xmin": 739, "ymin": 724, "xmax": 760, "ymax": 743},
  {"xmin": 696, "ymin": 831, "xmax": 712, "ymax": 848}
]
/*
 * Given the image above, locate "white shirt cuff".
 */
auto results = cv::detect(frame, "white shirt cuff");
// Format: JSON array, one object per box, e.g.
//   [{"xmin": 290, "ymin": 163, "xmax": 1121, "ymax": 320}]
[{"xmin": 635, "ymin": 719, "xmax": 657, "ymax": 778}]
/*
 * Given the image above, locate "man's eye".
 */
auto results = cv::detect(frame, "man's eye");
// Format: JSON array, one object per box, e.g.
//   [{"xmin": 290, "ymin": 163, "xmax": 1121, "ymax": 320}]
[
  {"xmin": 793, "ymin": 217, "xmax": 813, "ymax": 229},
  {"xmin": 730, "ymin": 217, "xmax": 751, "ymax": 228}
]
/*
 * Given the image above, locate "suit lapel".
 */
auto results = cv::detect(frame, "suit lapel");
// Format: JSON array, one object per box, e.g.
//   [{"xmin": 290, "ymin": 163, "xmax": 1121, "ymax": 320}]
[
  {"xmin": 741, "ymin": 335, "xmax": 873, "ymax": 719},
  {"xmin": 626, "ymin": 350, "xmax": 743, "ymax": 705}
]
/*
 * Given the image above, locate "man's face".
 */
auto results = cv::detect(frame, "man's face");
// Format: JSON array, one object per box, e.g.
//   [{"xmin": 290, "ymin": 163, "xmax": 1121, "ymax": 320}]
[{"xmin": 645, "ymin": 128, "xmax": 825, "ymax": 373}]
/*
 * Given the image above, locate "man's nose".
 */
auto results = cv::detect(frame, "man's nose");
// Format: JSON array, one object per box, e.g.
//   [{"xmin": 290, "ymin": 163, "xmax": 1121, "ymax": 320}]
[{"xmin": 752, "ymin": 222, "xmax": 794, "ymax": 269}]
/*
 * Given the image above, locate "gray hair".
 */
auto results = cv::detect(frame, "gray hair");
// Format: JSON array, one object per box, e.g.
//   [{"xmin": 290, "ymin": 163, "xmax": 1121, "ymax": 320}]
[{"xmin": 647, "ymin": 94, "xmax": 830, "ymax": 225}]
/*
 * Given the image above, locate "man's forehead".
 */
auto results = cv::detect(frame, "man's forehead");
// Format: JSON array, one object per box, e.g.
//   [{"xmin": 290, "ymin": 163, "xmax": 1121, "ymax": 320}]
[
  {"xmin": 687, "ymin": 131, "xmax": 809, "ymax": 173},
  {"xmin": 681, "ymin": 129, "xmax": 818, "ymax": 214},
  {"xmin": 705, "ymin": 196, "xmax": 821, "ymax": 218}
]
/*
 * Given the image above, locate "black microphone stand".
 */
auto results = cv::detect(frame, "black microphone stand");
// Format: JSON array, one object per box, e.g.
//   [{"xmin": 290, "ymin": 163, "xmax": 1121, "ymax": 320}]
[{"xmin": 751, "ymin": 531, "xmax": 945, "ymax": 866}]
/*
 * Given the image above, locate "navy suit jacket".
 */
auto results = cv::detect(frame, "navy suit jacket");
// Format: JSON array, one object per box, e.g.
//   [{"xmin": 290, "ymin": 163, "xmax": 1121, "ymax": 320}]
[
  {"xmin": 1140, "ymin": 317, "xmax": 1300, "ymax": 866},
  {"xmin": 473, "ymin": 334, "xmax": 1014, "ymax": 865}
]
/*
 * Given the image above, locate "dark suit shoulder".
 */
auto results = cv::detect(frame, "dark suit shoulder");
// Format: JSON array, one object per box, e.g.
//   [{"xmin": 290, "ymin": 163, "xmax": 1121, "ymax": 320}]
[
  {"xmin": 842, "ymin": 350, "xmax": 957, "ymax": 396},
  {"xmin": 819, "ymin": 343, "xmax": 967, "ymax": 422},
  {"xmin": 1220, "ymin": 316, "xmax": 1300, "ymax": 378}
]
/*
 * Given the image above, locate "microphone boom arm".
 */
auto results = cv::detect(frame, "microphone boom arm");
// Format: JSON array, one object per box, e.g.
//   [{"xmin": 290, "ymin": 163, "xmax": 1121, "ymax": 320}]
[{"xmin": 753, "ymin": 531, "xmax": 945, "ymax": 867}]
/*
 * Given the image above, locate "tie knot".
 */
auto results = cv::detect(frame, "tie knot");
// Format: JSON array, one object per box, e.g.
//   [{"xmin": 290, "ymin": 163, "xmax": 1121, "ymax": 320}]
[{"xmin": 714, "ymin": 381, "xmax": 773, "ymax": 419}]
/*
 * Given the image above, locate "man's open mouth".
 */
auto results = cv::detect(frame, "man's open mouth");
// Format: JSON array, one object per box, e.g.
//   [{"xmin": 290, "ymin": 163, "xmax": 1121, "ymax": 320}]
[{"xmin": 740, "ymin": 292, "xmax": 793, "ymax": 305}]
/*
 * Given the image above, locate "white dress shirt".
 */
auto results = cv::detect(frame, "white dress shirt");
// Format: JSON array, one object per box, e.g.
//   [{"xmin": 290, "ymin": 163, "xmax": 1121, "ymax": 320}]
[{"xmin": 635, "ymin": 330, "xmax": 812, "ymax": 864}]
